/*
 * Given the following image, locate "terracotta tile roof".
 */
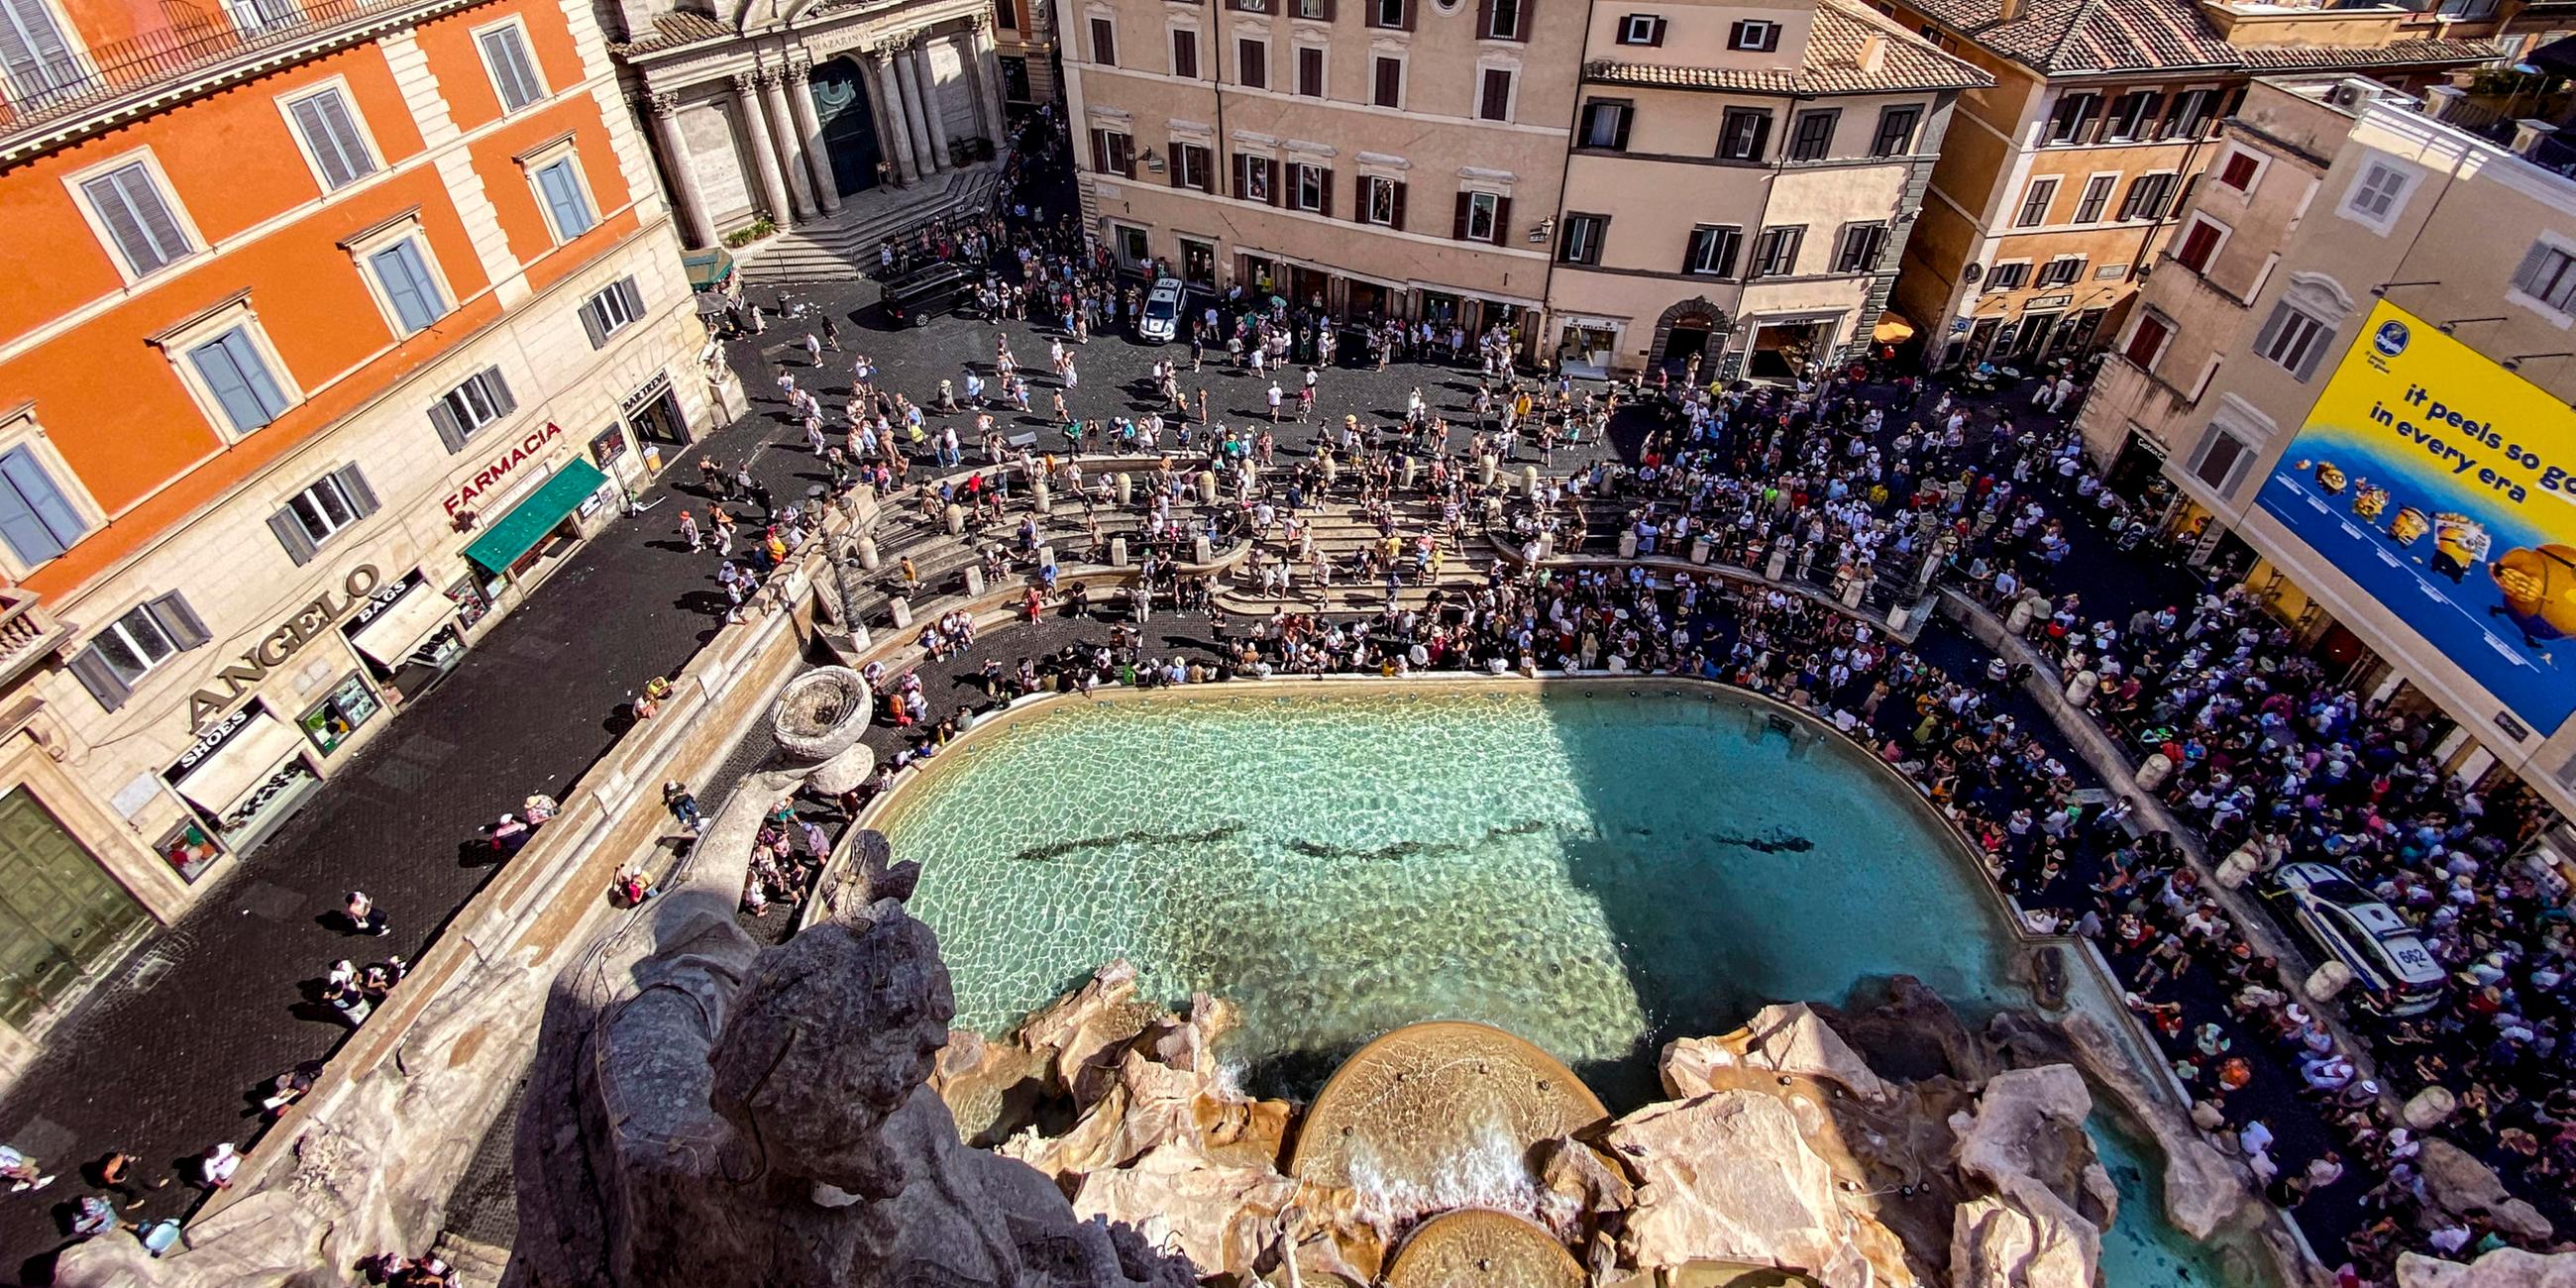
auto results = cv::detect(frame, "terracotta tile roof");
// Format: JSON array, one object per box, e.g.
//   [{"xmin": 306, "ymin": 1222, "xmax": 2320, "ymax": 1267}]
[
  {"xmin": 1906, "ymin": 0, "xmax": 2499, "ymax": 75},
  {"xmin": 1587, "ymin": 0, "xmax": 1992, "ymax": 94},
  {"xmin": 612, "ymin": 10, "xmax": 731, "ymax": 56}
]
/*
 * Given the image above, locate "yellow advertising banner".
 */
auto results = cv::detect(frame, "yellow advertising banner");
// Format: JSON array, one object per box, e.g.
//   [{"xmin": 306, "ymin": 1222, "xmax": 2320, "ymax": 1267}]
[{"xmin": 2255, "ymin": 300, "xmax": 2576, "ymax": 727}]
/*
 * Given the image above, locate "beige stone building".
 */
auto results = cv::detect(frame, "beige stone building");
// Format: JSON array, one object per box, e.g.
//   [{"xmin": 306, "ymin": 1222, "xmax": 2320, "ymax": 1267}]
[
  {"xmin": 1548, "ymin": 0, "xmax": 1986, "ymax": 378},
  {"xmin": 1879, "ymin": 0, "xmax": 2494, "ymax": 370},
  {"xmin": 1058, "ymin": 0, "xmax": 1582, "ymax": 336},
  {"xmin": 2084, "ymin": 82, "xmax": 2576, "ymax": 821}
]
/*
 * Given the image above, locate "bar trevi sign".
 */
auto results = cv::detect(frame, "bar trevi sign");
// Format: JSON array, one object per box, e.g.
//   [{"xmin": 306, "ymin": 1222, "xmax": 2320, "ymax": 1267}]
[{"xmin": 184, "ymin": 565, "xmax": 382, "ymax": 732}]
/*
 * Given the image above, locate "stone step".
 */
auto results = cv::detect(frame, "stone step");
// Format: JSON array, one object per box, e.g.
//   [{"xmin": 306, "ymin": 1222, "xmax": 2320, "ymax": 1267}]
[
  {"xmin": 429, "ymin": 1232, "xmax": 510, "ymax": 1285},
  {"xmin": 739, "ymin": 168, "xmax": 1001, "ymax": 285}
]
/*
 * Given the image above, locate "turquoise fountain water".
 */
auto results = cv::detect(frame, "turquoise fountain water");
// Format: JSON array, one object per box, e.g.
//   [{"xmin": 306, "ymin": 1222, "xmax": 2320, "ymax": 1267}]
[{"xmin": 886, "ymin": 685, "xmax": 2239, "ymax": 1286}]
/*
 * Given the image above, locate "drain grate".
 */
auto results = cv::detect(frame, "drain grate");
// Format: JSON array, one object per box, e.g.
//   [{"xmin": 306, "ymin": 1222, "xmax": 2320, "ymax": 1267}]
[
  {"xmin": 366, "ymin": 760, "xmax": 432, "ymax": 793},
  {"xmin": 236, "ymin": 881, "xmax": 305, "ymax": 922}
]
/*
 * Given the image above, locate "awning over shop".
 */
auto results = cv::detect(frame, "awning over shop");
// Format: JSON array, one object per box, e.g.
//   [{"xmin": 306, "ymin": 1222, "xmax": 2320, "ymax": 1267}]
[
  {"xmin": 172, "ymin": 711, "xmax": 304, "ymax": 814},
  {"xmin": 465, "ymin": 460, "xmax": 608, "ymax": 575},
  {"xmin": 1873, "ymin": 311, "xmax": 1917, "ymax": 344},
  {"xmin": 684, "ymin": 249, "xmax": 736, "ymax": 292},
  {"xmin": 347, "ymin": 582, "xmax": 457, "ymax": 667}
]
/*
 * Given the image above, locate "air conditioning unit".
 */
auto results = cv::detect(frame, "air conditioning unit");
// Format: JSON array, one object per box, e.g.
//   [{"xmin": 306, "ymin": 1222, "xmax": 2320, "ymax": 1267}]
[
  {"xmin": 1963, "ymin": 262, "xmax": 1984, "ymax": 282},
  {"xmin": 2327, "ymin": 78, "xmax": 2373, "ymax": 109}
]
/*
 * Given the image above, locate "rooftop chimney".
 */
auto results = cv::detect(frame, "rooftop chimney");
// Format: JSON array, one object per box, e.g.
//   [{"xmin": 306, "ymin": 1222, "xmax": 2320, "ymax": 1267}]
[
  {"xmin": 1999, "ymin": 0, "xmax": 2024, "ymax": 22},
  {"xmin": 1860, "ymin": 30, "xmax": 1887, "ymax": 72}
]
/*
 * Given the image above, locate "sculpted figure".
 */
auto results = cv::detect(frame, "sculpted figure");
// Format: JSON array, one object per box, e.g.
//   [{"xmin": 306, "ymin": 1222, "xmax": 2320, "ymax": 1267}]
[{"xmin": 513, "ymin": 857, "xmax": 1197, "ymax": 1288}]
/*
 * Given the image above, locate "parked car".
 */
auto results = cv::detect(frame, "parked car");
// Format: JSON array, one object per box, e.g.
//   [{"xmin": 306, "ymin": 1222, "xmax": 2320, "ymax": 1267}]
[
  {"xmin": 2265, "ymin": 861, "xmax": 2446, "ymax": 1016},
  {"xmin": 1137, "ymin": 277, "xmax": 1185, "ymax": 343},
  {"xmin": 881, "ymin": 263, "xmax": 972, "ymax": 327}
]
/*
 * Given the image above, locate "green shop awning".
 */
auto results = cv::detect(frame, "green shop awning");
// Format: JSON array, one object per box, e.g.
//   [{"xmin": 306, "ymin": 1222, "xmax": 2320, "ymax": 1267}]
[
  {"xmin": 684, "ymin": 248, "xmax": 735, "ymax": 291},
  {"xmin": 465, "ymin": 460, "xmax": 609, "ymax": 575}
]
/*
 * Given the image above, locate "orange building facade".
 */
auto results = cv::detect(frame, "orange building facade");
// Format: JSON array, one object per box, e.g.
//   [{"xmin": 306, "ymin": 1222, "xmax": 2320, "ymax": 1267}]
[{"xmin": 0, "ymin": 0, "xmax": 731, "ymax": 1075}]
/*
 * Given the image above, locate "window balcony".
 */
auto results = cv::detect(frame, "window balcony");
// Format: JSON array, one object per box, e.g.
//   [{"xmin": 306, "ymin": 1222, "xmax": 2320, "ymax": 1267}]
[{"xmin": 0, "ymin": 588, "xmax": 69, "ymax": 693}]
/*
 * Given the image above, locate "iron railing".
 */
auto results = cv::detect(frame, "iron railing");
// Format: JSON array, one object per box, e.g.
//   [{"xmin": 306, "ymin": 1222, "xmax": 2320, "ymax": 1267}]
[{"xmin": 0, "ymin": 0, "xmax": 442, "ymax": 140}]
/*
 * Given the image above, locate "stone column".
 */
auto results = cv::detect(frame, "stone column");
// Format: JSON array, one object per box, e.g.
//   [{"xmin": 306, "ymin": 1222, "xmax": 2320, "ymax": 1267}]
[
  {"xmin": 965, "ymin": 18, "xmax": 1008, "ymax": 149},
  {"xmin": 904, "ymin": 39, "xmax": 946, "ymax": 174},
  {"xmin": 731, "ymin": 71, "xmax": 796, "ymax": 225},
  {"xmin": 785, "ymin": 60, "xmax": 842, "ymax": 214},
  {"xmin": 760, "ymin": 67, "xmax": 818, "ymax": 222},
  {"xmin": 642, "ymin": 92, "xmax": 714, "ymax": 248},
  {"xmin": 871, "ymin": 50, "xmax": 920, "ymax": 185}
]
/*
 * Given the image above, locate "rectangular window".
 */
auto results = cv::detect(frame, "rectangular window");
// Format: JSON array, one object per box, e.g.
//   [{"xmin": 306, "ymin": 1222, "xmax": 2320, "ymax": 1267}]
[
  {"xmin": 221, "ymin": 0, "xmax": 301, "ymax": 37},
  {"xmin": 1717, "ymin": 107, "xmax": 1771, "ymax": 161},
  {"xmin": 1618, "ymin": 13, "xmax": 1664, "ymax": 44},
  {"xmin": 478, "ymin": 25, "xmax": 545, "ymax": 112},
  {"xmin": 2124, "ymin": 312, "xmax": 2171, "ymax": 369},
  {"xmin": 2160, "ymin": 88, "xmax": 2214, "ymax": 140},
  {"xmin": 1171, "ymin": 29, "xmax": 1197, "ymax": 77},
  {"xmin": 1684, "ymin": 225, "xmax": 1740, "ymax": 275},
  {"xmin": 2037, "ymin": 255, "xmax": 2085, "ymax": 286},
  {"xmin": 533, "ymin": 157, "xmax": 595, "ymax": 240},
  {"xmin": 1090, "ymin": 16, "xmax": 1117, "ymax": 65},
  {"xmin": 1484, "ymin": 0, "xmax": 1521, "ymax": 39},
  {"xmin": 1558, "ymin": 213, "xmax": 1606, "ymax": 265},
  {"xmin": 1361, "ymin": 174, "xmax": 1405, "ymax": 227},
  {"xmin": 579, "ymin": 275, "xmax": 645, "ymax": 348},
  {"xmin": 1291, "ymin": 162, "xmax": 1329, "ymax": 211},
  {"xmin": 1173, "ymin": 142, "xmax": 1213, "ymax": 191},
  {"xmin": 271, "ymin": 464, "xmax": 380, "ymax": 562},
  {"xmin": 0, "ymin": 447, "xmax": 84, "ymax": 567},
  {"xmin": 1297, "ymin": 46, "xmax": 1324, "ymax": 95},
  {"xmin": 2103, "ymin": 89, "xmax": 2159, "ymax": 142},
  {"xmin": 429, "ymin": 366, "xmax": 518, "ymax": 453},
  {"xmin": 1728, "ymin": 19, "xmax": 1778, "ymax": 50},
  {"xmin": 995, "ymin": 0, "xmax": 1020, "ymax": 29},
  {"xmin": 2347, "ymin": 161, "xmax": 2407, "ymax": 222},
  {"xmin": 84, "ymin": 596, "xmax": 206, "ymax": 688},
  {"xmin": 1752, "ymin": 224, "xmax": 1803, "ymax": 277},
  {"xmin": 1984, "ymin": 261, "xmax": 2029, "ymax": 291},
  {"xmin": 1372, "ymin": 54, "xmax": 1401, "ymax": 107},
  {"xmin": 0, "ymin": 0, "xmax": 84, "ymax": 98},
  {"xmin": 286, "ymin": 89, "xmax": 376, "ymax": 190},
  {"xmin": 1368, "ymin": 0, "xmax": 1406, "ymax": 27},
  {"xmin": 1870, "ymin": 105, "xmax": 1920, "ymax": 157},
  {"xmin": 2047, "ymin": 91, "xmax": 2097, "ymax": 144},
  {"xmin": 1297, "ymin": 0, "xmax": 1327, "ymax": 16},
  {"xmin": 2114, "ymin": 171, "xmax": 2176, "ymax": 221},
  {"xmin": 2174, "ymin": 218, "xmax": 2222, "ymax": 272},
  {"xmin": 1479, "ymin": 67, "xmax": 1513, "ymax": 122},
  {"xmin": 2217, "ymin": 152, "xmax": 2260, "ymax": 191},
  {"xmin": 369, "ymin": 239, "xmax": 445, "ymax": 333},
  {"xmin": 2192, "ymin": 426, "xmax": 2249, "ymax": 492},
  {"xmin": 1834, "ymin": 223, "xmax": 1889, "ymax": 273},
  {"xmin": 1088, "ymin": 128, "xmax": 1135, "ymax": 176},
  {"xmin": 2014, "ymin": 176, "xmax": 2057, "ymax": 228},
  {"xmin": 1236, "ymin": 36, "xmax": 1266, "ymax": 87},
  {"xmin": 1581, "ymin": 99, "xmax": 1630, "ymax": 151},
  {"xmin": 1455, "ymin": 189, "xmax": 1504, "ymax": 243},
  {"xmin": 1234, "ymin": 152, "xmax": 1275, "ymax": 203},
  {"xmin": 1237, "ymin": 0, "xmax": 1266, "ymax": 11},
  {"xmin": 2073, "ymin": 173, "xmax": 2114, "ymax": 222},
  {"xmin": 1788, "ymin": 109, "xmax": 1838, "ymax": 161},
  {"xmin": 189, "ymin": 327, "xmax": 290, "ymax": 434},
  {"xmin": 2512, "ymin": 241, "xmax": 2576, "ymax": 312},
  {"xmin": 78, "ymin": 161, "xmax": 192, "ymax": 277},
  {"xmin": 2255, "ymin": 302, "xmax": 2331, "ymax": 380}
]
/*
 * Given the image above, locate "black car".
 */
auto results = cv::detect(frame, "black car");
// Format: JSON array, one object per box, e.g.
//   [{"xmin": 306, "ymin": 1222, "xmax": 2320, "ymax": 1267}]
[{"xmin": 881, "ymin": 264, "xmax": 972, "ymax": 327}]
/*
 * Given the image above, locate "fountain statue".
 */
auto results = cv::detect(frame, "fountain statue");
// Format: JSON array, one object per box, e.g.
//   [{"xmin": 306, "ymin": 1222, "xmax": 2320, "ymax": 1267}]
[{"xmin": 509, "ymin": 856, "xmax": 1198, "ymax": 1288}]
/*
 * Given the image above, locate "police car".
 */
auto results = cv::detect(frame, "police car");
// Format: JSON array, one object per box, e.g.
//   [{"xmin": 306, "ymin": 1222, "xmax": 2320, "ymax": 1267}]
[
  {"xmin": 2266, "ymin": 861, "xmax": 2446, "ymax": 1017},
  {"xmin": 1137, "ymin": 277, "xmax": 1185, "ymax": 344}
]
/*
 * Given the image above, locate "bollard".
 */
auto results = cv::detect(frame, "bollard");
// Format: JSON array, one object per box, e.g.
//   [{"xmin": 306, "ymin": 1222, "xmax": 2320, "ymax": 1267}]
[
  {"xmin": 2135, "ymin": 751, "xmax": 2174, "ymax": 791},
  {"xmin": 1111, "ymin": 537, "xmax": 1129, "ymax": 567},
  {"xmin": 1537, "ymin": 531, "xmax": 1556, "ymax": 559},
  {"xmin": 2402, "ymin": 1086, "xmax": 2457, "ymax": 1129},
  {"xmin": 944, "ymin": 504, "xmax": 964, "ymax": 536},
  {"xmin": 1767, "ymin": 545, "xmax": 1789, "ymax": 582},
  {"xmin": 1886, "ymin": 602, "xmax": 1914, "ymax": 633},
  {"xmin": 889, "ymin": 595, "xmax": 913, "ymax": 628},
  {"xmin": 963, "ymin": 566, "xmax": 985, "ymax": 596},
  {"xmin": 1690, "ymin": 537, "xmax": 1712, "ymax": 565},
  {"xmin": 1521, "ymin": 465, "xmax": 1540, "ymax": 498},
  {"xmin": 1197, "ymin": 471, "xmax": 1219, "ymax": 505},
  {"xmin": 1841, "ymin": 578, "xmax": 1867, "ymax": 609},
  {"xmin": 848, "ymin": 622, "xmax": 872, "ymax": 651},
  {"xmin": 1400, "ymin": 456, "xmax": 1419, "ymax": 488},
  {"xmin": 2065, "ymin": 669, "xmax": 2097, "ymax": 708},
  {"xmin": 2307, "ymin": 959, "xmax": 2354, "ymax": 1002},
  {"xmin": 1115, "ymin": 473, "xmax": 1133, "ymax": 506},
  {"xmin": 1033, "ymin": 480, "xmax": 1052, "ymax": 515},
  {"xmin": 1478, "ymin": 454, "xmax": 1498, "ymax": 486},
  {"xmin": 2214, "ymin": 847, "xmax": 2261, "ymax": 889},
  {"xmin": 855, "ymin": 534, "xmax": 882, "ymax": 571},
  {"xmin": 1036, "ymin": 544, "xmax": 1056, "ymax": 570},
  {"xmin": 2005, "ymin": 595, "xmax": 2037, "ymax": 636},
  {"xmin": 1193, "ymin": 534, "xmax": 1213, "ymax": 564},
  {"xmin": 1618, "ymin": 531, "xmax": 1639, "ymax": 559}
]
